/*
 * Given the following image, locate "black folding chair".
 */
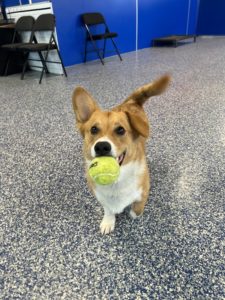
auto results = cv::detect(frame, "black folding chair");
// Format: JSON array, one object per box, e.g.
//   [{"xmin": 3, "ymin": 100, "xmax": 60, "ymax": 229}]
[
  {"xmin": 17, "ymin": 13, "xmax": 67, "ymax": 84},
  {"xmin": 1, "ymin": 16, "xmax": 35, "ymax": 75},
  {"xmin": 82, "ymin": 12, "xmax": 122, "ymax": 65}
]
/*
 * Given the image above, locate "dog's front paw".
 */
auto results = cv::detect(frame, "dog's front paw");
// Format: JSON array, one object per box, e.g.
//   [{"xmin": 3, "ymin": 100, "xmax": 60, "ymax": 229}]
[{"xmin": 100, "ymin": 218, "xmax": 115, "ymax": 235}]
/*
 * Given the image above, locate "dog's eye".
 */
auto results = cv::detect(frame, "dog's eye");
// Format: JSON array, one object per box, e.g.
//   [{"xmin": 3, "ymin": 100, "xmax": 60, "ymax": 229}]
[
  {"xmin": 90, "ymin": 126, "xmax": 99, "ymax": 135},
  {"xmin": 115, "ymin": 126, "xmax": 126, "ymax": 135}
]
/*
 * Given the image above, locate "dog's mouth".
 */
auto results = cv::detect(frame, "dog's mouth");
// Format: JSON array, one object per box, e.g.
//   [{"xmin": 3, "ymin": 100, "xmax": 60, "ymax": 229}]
[{"xmin": 116, "ymin": 151, "xmax": 126, "ymax": 166}]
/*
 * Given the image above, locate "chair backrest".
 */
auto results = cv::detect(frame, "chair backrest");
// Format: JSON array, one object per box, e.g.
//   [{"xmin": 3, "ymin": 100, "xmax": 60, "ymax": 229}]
[
  {"xmin": 82, "ymin": 13, "xmax": 105, "ymax": 26},
  {"xmin": 15, "ymin": 16, "xmax": 35, "ymax": 32},
  {"xmin": 13, "ymin": 16, "xmax": 35, "ymax": 43},
  {"xmin": 33, "ymin": 13, "xmax": 55, "ymax": 31}
]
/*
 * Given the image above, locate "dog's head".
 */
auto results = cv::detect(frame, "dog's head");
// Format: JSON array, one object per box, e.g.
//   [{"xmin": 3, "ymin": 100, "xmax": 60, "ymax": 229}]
[{"xmin": 72, "ymin": 75, "xmax": 170, "ymax": 166}]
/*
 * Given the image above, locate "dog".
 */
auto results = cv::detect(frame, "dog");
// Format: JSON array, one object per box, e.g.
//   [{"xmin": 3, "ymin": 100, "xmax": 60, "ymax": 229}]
[{"xmin": 72, "ymin": 75, "xmax": 170, "ymax": 234}]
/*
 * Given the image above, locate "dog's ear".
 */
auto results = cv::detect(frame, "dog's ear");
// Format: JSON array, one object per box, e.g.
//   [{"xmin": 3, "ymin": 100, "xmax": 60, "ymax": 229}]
[
  {"xmin": 114, "ymin": 75, "xmax": 170, "ymax": 138},
  {"xmin": 72, "ymin": 87, "xmax": 99, "ymax": 123},
  {"xmin": 125, "ymin": 107, "xmax": 150, "ymax": 138},
  {"xmin": 122, "ymin": 74, "xmax": 171, "ymax": 107}
]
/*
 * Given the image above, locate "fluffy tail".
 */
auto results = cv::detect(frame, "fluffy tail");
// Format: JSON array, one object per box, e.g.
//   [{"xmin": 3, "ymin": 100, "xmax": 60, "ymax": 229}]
[{"xmin": 124, "ymin": 74, "xmax": 171, "ymax": 106}]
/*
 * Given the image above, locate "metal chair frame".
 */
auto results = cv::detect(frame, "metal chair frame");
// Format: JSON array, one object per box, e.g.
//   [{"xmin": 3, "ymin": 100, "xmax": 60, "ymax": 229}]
[
  {"xmin": 17, "ymin": 14, "xmax": 67, "ymax": 84},
  {"xmin": 1, "ymin": 15, "xmax": 35, "ymax": 76},
  {"xmin": 82, "ymin": 13, "xmax": 122, "ymax": 65}
]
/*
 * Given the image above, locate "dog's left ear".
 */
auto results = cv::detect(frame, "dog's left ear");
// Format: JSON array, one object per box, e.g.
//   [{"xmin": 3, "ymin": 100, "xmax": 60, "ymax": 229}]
[
  {"xmin": 114, "ymin": 74, "xmax": 171, "ymax": 137},
  {"xmin": 125, "ymin": 107, "xmax": 150, "ymax": 138}
]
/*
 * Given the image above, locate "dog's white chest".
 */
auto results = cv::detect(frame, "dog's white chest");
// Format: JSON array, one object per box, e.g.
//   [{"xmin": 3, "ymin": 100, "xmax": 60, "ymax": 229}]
[{"xmin": 93, "ymin": 160, "xmax": 144, "ymax": 214}]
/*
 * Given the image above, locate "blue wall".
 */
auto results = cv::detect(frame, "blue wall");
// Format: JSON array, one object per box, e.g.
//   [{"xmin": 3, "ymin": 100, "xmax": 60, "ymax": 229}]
[
  {"xmin": 188, "ymin": 0, "xmax": 200, "ymax": 35},
  {"xmin": 197, "ymin": 0, "xmax": 225, "ymax": 35},
  {"xmin": 51, "ymin": 0, "xmax": 136, "ymax": 67},
  {"xmin": 4, "ymin": 0, "xmax": 199, "ymax": 67},
  {"xmin": 138, "ymin": 0, "xmax": 199, "ymax": 49},
  {"xmin": 138, "ymin": 0, "xmax": 188, "ymax": 49},
  {"xmin": 4, "ymin": 0, "xmax": 28, "ymax": 5}
]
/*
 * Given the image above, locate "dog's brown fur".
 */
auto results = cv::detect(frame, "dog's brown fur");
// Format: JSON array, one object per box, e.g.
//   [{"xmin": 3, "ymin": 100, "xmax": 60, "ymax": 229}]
[{"xmin": 72, "ymin": 74, "xmax": 170, "ymax": 234}]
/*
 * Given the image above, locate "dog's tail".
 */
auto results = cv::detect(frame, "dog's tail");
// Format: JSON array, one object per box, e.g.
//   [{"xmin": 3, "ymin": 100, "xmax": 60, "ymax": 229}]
[{"xmin": 124, "ymin": 74, "xmax": 171, "ymax": 106}]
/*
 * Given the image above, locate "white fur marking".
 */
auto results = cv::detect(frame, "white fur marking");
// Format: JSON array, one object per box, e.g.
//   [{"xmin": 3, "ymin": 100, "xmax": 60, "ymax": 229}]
[
  {"xmin": 100, "ymin": 214, "xmax": 115, "ymax": 235},
  {"xmin": 130, "ymin": 209, "xmax": 138, "ymax": 219},
  {"xmin": 94, "ymin": 160, "xmax": 145, "ymax": 215}
]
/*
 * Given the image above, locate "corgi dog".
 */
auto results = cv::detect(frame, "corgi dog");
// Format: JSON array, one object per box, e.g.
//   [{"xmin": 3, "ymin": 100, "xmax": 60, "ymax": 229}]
[{"xmin": 72, "ymin": 75, "xmax": 170, "ymax": 234}]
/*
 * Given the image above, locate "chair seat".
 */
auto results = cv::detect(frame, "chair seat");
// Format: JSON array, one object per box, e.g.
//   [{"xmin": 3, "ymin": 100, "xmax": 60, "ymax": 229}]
[
  {"xmin": 17, "ymin": 43, "xmax": 57, "ymax": 52},
  {"xmin": 1, "ymin": 43, "xmax": 26, "ymax": 50},
  {"xmin": 89, "ymin": 32, "xmax": 118, "ymax": 40}
]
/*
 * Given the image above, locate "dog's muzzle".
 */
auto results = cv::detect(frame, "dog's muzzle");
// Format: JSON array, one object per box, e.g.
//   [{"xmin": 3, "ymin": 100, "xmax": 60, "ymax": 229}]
[{"xmin": 94, "ymin": 140, "xmax": 126, "ymax": 165}]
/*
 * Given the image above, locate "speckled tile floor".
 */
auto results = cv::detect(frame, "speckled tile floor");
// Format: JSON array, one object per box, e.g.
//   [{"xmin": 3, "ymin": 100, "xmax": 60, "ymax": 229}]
[{"xmin": 1, "ymin": 37, "xmax": 225, "ymax": 299}]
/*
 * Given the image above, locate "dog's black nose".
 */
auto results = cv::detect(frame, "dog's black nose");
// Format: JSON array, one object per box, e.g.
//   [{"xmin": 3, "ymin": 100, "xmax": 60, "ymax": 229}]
[{"xmin": 94, "ymin": 141, "xmax": 111, "ymax": 156}]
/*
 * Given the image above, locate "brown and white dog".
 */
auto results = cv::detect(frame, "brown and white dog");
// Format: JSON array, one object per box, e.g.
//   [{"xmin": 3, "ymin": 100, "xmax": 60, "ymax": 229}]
[{"xmin": 72, "ymin": 75, "xmax": 170, "ymax": 234}]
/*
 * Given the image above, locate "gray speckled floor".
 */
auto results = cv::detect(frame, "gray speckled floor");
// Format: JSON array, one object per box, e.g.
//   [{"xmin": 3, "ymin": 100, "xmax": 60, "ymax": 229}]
[{"xmin": 1, "ymin": 37, "xmax": 225, "ymax": 299}]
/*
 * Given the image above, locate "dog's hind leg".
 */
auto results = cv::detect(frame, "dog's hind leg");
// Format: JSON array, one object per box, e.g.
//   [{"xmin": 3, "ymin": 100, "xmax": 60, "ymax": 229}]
[
  {"xmin": 130, "ymin": 173, "xmax": 150, "ymax": 219},
  {"xmin": 130, "ymin": 197, "xmax": 148, "ymax": 219}
]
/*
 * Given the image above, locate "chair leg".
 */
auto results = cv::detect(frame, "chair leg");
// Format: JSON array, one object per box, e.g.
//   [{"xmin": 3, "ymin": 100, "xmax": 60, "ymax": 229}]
[
  {"xmin": 56, "ymin": 48, "xmax": 67, "ymax": 77},
  {"xmin": 111, "ymin": 38, "xmax": 122, "ymax": 61},
  {"xmin": 4, "ymin": 53, "xmax": 11, "ymax": 76},
  {"xmin": 84, "ymin": 39, "xmax": 88, "ymax": 63},
  {"xmin": 38, "ymin": 51, "xmax": 49, "ymax": 84},
  {"xmin": 21, "ymin": 53, "xmax": 29, "ymax": 80},
  {"xmin": 89, "ymin": 38, "xmax": 104, "ymax": 65},
  {"xmin": 103, "ymin": 38, "xmax": 107, "ymax": 59},
  {"xmin": 41, "ymin": 51, "xmax": 49, "ymax": 74}
]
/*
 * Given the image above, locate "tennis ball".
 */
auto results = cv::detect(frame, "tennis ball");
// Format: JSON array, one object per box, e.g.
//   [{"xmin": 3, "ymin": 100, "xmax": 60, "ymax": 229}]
[{"xmin": 88, "ymin": 156, "xmax": 120, "ymax": 185}]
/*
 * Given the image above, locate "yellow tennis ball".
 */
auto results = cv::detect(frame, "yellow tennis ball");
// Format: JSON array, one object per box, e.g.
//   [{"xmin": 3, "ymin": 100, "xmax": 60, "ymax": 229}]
[{"xmin": 88, "ymin": 156, "xmax": 120, "ymax": 185}]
